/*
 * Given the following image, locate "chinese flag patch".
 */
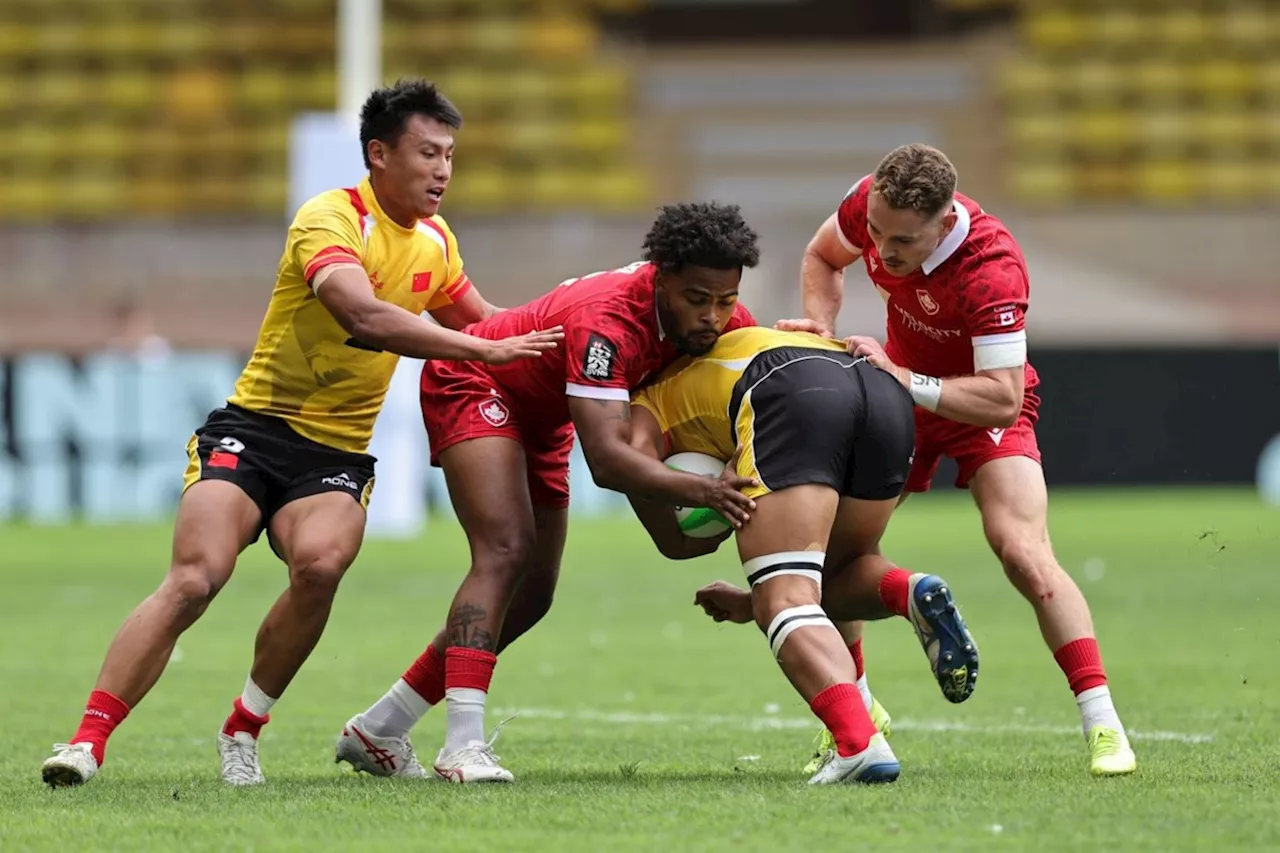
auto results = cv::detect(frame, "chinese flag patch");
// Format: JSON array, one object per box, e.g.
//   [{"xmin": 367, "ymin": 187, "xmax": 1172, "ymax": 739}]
[
  {"xmin": 412, "ymin": 272, "xmax": 433, "ymax": 292},
  {"xmin": 208, "ymin": 450, "xmax": 239, "ymax": 470}
]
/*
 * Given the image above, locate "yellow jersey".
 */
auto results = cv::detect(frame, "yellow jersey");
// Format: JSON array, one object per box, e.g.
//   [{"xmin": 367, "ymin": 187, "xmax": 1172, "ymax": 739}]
[
  {"xmin": 631, "ymin": 326, "xmax": 849, "ymax": 460},
  {"xmin": 228, "ymin": 176, "xmax": 471, "ymax": 453}
]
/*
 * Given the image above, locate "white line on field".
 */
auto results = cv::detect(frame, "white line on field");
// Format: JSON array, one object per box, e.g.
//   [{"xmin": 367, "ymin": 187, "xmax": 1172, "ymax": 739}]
[{"xmin": 490, "ymin": 706, "xmax": 1214, "ymax": 744}]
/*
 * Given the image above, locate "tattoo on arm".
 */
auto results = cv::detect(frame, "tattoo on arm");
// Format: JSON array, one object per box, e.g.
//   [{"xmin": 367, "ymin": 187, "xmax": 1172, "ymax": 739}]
[
  {"xmin": 588, "ymin": 398, "xmax": 630, "ymax": 422},
  {"xmin": 447, "ymin": 602, "xmax": 496, "ymax": 651}
]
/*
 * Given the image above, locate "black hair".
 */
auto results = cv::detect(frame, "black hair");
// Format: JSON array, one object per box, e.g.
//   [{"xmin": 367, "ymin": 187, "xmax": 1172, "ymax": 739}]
[
  {"xmin": 359, "ymin": 79, "xmax": 463, "ymax": 169},
  {"xmin": 640, "ymin": 202, "xmax": 760, "ymax": 274}
]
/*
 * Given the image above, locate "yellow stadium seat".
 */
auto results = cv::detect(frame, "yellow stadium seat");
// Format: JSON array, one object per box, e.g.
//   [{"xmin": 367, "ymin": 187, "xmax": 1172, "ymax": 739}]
[
  {"xmin": 1260, "ymin": 61, "xmax": 1280, "ymax": 102},
  {"xmin": 1068, "ymin": 60, "xmax": 1125, "ymax": 107},
  {"xmin": 1190, "ymin": 60, "xmax": 1256, "ymax": 104},
  {"xmin": 166, "ymin": 68, "xmax": 232, "ymax": 125},
  {"xmin": 1137, "ymin": 110, "xmax": 1193, "ymax": 156},
  {"xmin": 1195, "ymin": 110, "xmax": 1253, "ymax": 153},
  {"xmin": 239, "ymin": 68, "xmax": 291, "ymax": 112},
  {"xmin": 588, "ymin": 167, "xmax": 649, "ymax": 213},
  {"xmin": 1199, "ymin": 160, "xmax": 1256, "ymax": 203},
  {"xmin": 999, "ymin": 59, "xmax": 1061, "ymax": 107},
  {"xmin": 1218, "ymin": 7, "xmax": 1270, "ymax": 54},
  {"xmin": 1137, "ymin": 161, "xmax": 1197, "ymax": 206},
  {"xmin": 1262, "ymin": 163, "xmax": 1280, "ymax": 200},
  {"xmin": 1078, "ymin": 164, "xmax": 1134, "ymax": 201},
  {"xmin": 409, "ymin": 21, "xmax": 465, "ymax": 60},
  {"xmin": 525, "ymin": 16, "xmax": 598, "ymax": 63},
  {"xmin": 34, "ymin": 22, "xmax": 88, "ymax": 58},
  {"xmin": 62, "ymin": 174, "xmax": 124, "ymax": 218},
  {"xmin": 435, "ymin": 68, "xmax": 491, "ymax": 117},
  {"xmin": 1155, "ymin": 9, "xmax": 1208, "ymax": 52},
  {"xmin": 507, "ymin": 69, "xmax": 558, "ymax": 105},
  {"xmin": 32, "ymin": 72, "xmax": 85, "ymax": 112},
  {"xmin": 464, "ymin": 17, "xmax": 523, "ymax": 58},
  {"xmin": 1008, "ymin": 162, "xmax": 1073, "ymax": 205},
  {"xmin": 1133, "ymin": 59, "xmax": 1189, "ymax": 105},
  {"xmin": 1071, "ymin": 110, "xmax": 1135, "ymax": 154},
  {"xmin": 570, "ymin": 119, "xmax": 627, "ymax": 157},
  {"xmin": 528, "ymin": 168, "xmax": 583, "ymax": 210},
  {"xmin": 502, "ymin": 119, "xmax": 559, "ymax": 159},
  {"xmin": 1007, "ymin": 113, "xmax": 1068, "ymax": 152},
  {"xmin": 445, "ymin": 166, "xmax": 511, "ymax": 214},
  {"xmin": 246, "ymin": 175, "xmax": 290, "ymax": 217},
  {"xmin": 0, "ymin": 24, "xmax": 35, "ymax": 59},
  {"xmin": 104, "ymin": 70, "xmax": 157, "ymax": 113},
  {"xmin": 1094, "ymin": 9, "xmax": 1146, "ymax": 52},
  {"xmin": 1022, "ymin": 8, "xmax": 1087, "ymax": 53},
  {"xmin": 1262, "ymin": 111, "xmax": 1280, "ymax": 151},
  {"xmin": 4, "ymin": 179, "xmax": 58, "ymax": 221},
  {"xmin": 567, "ymin": 64, "xmax": 631, "ymax": 115},
  {"xmin": 154, "ymin": 23, "xmax": 211, "ymax": 58}
]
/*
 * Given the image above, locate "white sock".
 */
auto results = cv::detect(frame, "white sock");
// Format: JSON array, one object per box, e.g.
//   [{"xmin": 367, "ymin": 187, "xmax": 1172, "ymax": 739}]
[
  {"xmin": 856, "ymin": 674, "xmax": 874, "ymax": 711},
  {"xmin": 240, "ymin": 677, "xmax": 277, "ymax": 718},
  {"xmin": 443, "ymin": 687, "xmax": 487, "ymax": 752},
  {"xmin": 362, "ymin": 678, "xmax": 432, "ymax": 739},
  {"xmin": 1076, "ymin": 685, "xmax": 1123, "ymax": 736}
]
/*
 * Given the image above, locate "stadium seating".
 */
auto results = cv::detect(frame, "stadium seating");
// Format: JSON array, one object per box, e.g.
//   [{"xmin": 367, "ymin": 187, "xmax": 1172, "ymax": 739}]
[
  {"xmin": 0, "ymin": 0, "xmax": 648, "ymax": 221},
  {"xmin": 1001, "ymin": 1, "xmax": 1280, "ymax": 206}
]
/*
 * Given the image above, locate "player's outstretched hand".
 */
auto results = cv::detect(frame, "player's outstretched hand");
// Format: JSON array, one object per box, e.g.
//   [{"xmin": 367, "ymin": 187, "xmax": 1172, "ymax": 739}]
[
  {"xmin": 693, "ymin": 581, "xmax": 753, "ymax": 624},
  {"xmin": 774, "ymin": 318, "xmax": 834, "ymax": 338},
  {"xmin": 481, "ymin": 326, "xmax": 565, "ymax": 364},
  {"xmin": 700, "ymin": 446, "xmax": 757, "ymax": 528}
]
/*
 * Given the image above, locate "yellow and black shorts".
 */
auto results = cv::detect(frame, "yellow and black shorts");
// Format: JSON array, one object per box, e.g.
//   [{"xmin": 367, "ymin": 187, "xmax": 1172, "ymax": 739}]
[
  {"xmin": 729, "ymin": 348, "xmax": 915, "ymax": 501},
  {"xmin": 184, "ymin": 404, "xmax": 376, "ymax": 534}
]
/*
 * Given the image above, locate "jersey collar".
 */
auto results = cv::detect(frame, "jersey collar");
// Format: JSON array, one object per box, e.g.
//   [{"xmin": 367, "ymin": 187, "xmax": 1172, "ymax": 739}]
[
  {"xmin": 921, "ymin": 199, "xmax": 971, "ymax": 276},
  {"xmin": 358, "ymin": 176, "xmax": 414, "ymax": 234}
]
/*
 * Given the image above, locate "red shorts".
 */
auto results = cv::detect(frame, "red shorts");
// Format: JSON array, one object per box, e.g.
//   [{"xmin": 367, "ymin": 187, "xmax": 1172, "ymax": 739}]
[
  {"xmin": 905, "ymin": 390, "xmax": 1042, "ymax": 493},
  {"xmin": 419, "ymin": 360, "xmax": 574, "ymax": 509}
]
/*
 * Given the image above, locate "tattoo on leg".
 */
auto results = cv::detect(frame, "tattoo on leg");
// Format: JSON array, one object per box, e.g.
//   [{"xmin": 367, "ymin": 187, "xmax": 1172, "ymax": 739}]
[{"xmin": 448, "ymin": 602, "xmax": 496, "ymax": 651}]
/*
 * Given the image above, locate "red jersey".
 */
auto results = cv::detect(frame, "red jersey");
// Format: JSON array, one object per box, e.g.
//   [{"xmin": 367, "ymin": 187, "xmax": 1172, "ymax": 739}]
[
  {"xmin": 462, "ymin": 261, "xmax": 756, "ymax": 424},
  {"xmin": 835, "ymin": 176, "xmax": 1037, "ymax": 391}
]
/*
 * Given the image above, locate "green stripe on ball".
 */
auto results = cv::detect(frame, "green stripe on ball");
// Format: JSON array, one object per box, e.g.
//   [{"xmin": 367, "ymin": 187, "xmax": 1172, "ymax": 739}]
[{"xmin": 677, "ymin": 506, "xmax": 730, "ymax": 533}]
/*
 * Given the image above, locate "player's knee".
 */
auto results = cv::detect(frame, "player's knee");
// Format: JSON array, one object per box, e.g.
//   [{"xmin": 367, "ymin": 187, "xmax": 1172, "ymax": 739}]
[
  {"xmin": 994, "ymin": 537, "xmax": 1058, "ymax": 600},
  {"xmin": 161, "ymin": 560, "xmax": 226, "ymax": 621},
  {"xmin": 472, "ymin": 525, "xmax": 537, "ymax": 580},
  {"xmin": 288, "ymin": 545, "xmax": 353, "ymax": 594}
]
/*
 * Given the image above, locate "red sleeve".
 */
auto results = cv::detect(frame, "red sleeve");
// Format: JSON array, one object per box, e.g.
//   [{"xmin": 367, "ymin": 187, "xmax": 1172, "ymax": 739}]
[
  {"xmin": 957, "ymin": 250, "xmax": 1029, "ymax": 339},
  {"xmin": 834, "ymin": 176, "xmax": 872, "ymax": 254},
  {"xmin": 724, "ymin": 301, "xmax": 758, "ymax": 332},
  {"xmin": 563, "ymin": 307, "xmax": 639, "ymax": 402}
]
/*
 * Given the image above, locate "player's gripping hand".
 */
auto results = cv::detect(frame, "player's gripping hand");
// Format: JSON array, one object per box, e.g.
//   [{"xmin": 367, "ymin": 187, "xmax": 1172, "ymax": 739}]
[
  {"xmin": 693, "ymin": 581, "xmax": 753, "ymax": 624},
  {"xmin": 845, "ymin": 336, "xmax": 909, "ymax": 387},
  {"xmin": 480, "ymin": 326, "xmax": 565, "ymax": 365},
  {"xmin": 700, "ymin": 446, "xmax": 758, "ymax": 528},
  {"xmin": 774, "ymin": 318, "xmax": 834, "ymax": 338}
]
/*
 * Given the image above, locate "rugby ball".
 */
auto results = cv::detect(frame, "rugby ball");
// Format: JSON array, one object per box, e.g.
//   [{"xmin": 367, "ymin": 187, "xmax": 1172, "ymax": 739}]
[{"xmin": 665, "ymin": 451, "xmax": 734, "ymax": 539}]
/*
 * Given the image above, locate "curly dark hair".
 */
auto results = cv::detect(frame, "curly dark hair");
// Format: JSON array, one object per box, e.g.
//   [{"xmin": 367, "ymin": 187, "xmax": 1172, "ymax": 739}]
[
  {"xmin": 640, "ymin": 202, "xmax": 760, "ymax": 274},
  {"xmin": 359, "ymin": 79, "xmax": 463, "ymax": 169}
]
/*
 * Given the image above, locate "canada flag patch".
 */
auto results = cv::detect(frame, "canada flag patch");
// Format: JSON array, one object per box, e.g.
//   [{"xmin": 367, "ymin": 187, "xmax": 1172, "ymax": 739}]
[{"xmin": 478, "ymin": 397, "xmax": 510, "ymax": 427}]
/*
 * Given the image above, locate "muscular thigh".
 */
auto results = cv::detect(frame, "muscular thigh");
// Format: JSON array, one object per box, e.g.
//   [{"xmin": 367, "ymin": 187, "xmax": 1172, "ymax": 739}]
[
  {"xmin": 439, "ymin": 436, "xmax": 536, "ymax": 551},
  {"xmin": 268, "ymin": 490, "xmax": 368, "ymax": 570},
  {"xmin": 823, "ymin": 496, "xmax": 897, "ymax": 574},
  {"xmin": 170, "ymin": 480, "xmax": 264, "ymax": 587},
  {"xmin": 969, "ymin": 455, "xmax": 1051, "ymax": 550}
]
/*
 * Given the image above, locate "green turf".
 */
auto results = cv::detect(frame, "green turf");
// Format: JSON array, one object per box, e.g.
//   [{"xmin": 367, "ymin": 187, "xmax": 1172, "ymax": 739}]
[{"xmin": 2, "ymin": 488, "xmax": 1278, "ymax": 852}]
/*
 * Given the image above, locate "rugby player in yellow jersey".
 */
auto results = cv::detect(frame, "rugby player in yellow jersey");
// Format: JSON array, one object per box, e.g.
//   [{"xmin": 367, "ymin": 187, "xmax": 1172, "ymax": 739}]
[
  {"xmin": 40, "ymin": 80, "xmax": 561, "ymax": 789},
  {"xmin": 627, "ymin": 327, "xmax": 980, "ymax": 784}
]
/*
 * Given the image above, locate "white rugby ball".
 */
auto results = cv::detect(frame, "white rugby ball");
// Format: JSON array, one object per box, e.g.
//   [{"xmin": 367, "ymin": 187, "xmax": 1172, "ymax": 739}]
[{"xmin": 664, "ymin": 451, "xmax": 734, "ymax": 539}]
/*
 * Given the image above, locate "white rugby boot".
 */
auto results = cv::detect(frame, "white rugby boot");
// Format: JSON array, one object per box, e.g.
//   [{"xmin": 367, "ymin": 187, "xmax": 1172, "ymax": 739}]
[
  {"xmin": 806, "ymin": 733, "xmax": 900, "ymax": 785},
  {"xmin": 218, "ymin": 730, "xmax": 265, "ymax": 786},
  {"xmin": 433, "ymin": 724, "xmax": 514, "ymax": 784},
  {"xmin": 42, "ymin": 742, "xmax": 99, "ymax": 788},
  {"xmin": 335, "ymin": 714, "xmax": 429, "ymax": 779}
]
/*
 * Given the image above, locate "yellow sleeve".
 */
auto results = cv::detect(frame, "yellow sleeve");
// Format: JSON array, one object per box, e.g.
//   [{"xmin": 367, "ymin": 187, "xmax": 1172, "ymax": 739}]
[
  {"xmin": 288, "ymin": 192, "xmax": 364, "ymax": 288},
  {"xmin": 631, "ymin": 386, "xmax": 671, "ymax": 433},
  {"xmin": 422, "ymin": 215, "xmax": 472, "ymax": 311}
]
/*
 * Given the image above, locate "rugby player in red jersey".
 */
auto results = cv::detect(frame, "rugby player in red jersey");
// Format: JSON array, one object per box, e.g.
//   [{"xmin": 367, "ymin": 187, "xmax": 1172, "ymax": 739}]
[
  {"xmin": 335, "ymin": 202, "xmax": 761, "ymax": 782},
  {"xmin": 778, "ymin": 144, "xmax": 1136, "ymax": 777}
]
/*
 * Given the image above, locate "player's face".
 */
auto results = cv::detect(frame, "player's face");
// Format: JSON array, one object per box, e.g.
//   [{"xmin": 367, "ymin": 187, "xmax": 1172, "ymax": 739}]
[
  {"xmin": 655, "ymin": 266, "xmax": 742, "ymax": 356},
  {"xmin": 866, "ymin": 191, "xmax": 956, "ymax": 277},
  {"xmin": 369, "ymin": 114, "xmax": 455, "ymax": 222}
]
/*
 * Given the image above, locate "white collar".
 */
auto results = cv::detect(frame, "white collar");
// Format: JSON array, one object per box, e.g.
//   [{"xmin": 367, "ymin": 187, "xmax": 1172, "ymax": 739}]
[{"xmin": 921, "ymin": 199, "xmax": 971, "ymax": 276}]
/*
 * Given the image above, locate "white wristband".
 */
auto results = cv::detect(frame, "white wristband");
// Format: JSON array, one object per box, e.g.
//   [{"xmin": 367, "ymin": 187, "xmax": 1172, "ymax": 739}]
[{"xmin": 909, "ymin": 373, "xmax": 942, "ymax": 412}]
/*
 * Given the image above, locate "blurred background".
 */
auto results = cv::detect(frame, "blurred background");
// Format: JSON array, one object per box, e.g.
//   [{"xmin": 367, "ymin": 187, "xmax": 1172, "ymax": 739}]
[{"xmin": 1, "ymin": 0, "xmax": 1278, "ymax": 527}]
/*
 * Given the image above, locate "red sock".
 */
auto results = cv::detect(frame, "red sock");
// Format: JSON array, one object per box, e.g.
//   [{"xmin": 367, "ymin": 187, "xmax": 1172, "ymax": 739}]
[
  {"xmin": 71, "ymin": 689, "xmax": 131, "ymax": 766},
  {"xmin": 445, "ymin": 647, "xmax": 497, "ymax": 693},
  {"xmin": 879, "ymin": 569, "xmax": 911, "ymax": 617},
  {"xmin": 809, "ymin": 683, "xmax": 878, "ymax": 757},
  {"xmin": 848, "ymin": 639, "xmax": 865, "ymax": 680},
  {"xmin": 1053, "ymin": 637, "xmax": 1108, "ymax": 695},
  {"xmin": 402, "ymin": 643, "xmax": 447, "ymax": 705},
  {"xmin": 222, "ymin": 697, "xmax": 270, "ymax": 740}
]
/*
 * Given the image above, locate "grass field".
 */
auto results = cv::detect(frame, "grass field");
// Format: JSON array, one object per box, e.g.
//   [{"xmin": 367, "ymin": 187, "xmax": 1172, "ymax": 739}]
[{"xmin": 2, "ymin": 488, "xmax": 1278, "ymax": 852}]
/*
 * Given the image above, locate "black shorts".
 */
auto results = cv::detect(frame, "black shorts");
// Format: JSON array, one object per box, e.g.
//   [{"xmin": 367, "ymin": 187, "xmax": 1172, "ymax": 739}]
[
  {"xmin": 729, "ymin": 348, "xmax": 915, "ymax": 501},
  {"xmin": 183, "ymin": 404, "xmax": 377, "ymax": 535}
]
